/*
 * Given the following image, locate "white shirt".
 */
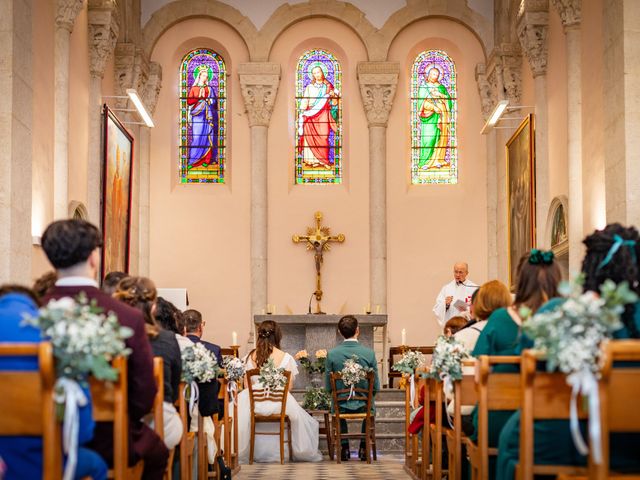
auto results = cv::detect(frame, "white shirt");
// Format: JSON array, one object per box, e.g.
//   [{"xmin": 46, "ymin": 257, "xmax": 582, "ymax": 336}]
[
  {"xmin": 432, "ymin": 279, "xmax": 479, "ymax": 327},
  {"xmin": 55, "ymin": 276, "xmax": 99, "ymax": 288},
  {"xmin": 454, "ymin": 320, "xmax": 487, "ymax": 352}
]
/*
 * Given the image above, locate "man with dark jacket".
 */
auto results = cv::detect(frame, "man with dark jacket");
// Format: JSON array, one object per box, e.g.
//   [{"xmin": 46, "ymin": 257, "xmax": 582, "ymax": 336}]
[{"xmin": 41, "ymin": 219, "xmax": 168, "ymax": 479}]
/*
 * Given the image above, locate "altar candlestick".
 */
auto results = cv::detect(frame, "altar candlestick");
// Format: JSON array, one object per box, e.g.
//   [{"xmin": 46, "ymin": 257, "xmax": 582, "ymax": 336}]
[
  {"xmin": 401, "ymin": 328, "xmax": 407, "ymax": 346},
  {"xmin": 232, "ymin": 331, "xmax": 238, "ymax": 345},
  {"xmin": 375, "ymin": 305, "xmax": 381, "ymax": 314}
]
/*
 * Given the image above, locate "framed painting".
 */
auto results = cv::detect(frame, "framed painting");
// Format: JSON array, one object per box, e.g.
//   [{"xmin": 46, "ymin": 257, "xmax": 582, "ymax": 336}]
[
  {"xmin": 506, "ymin": 113, "xmax": 536, "ymax": 287},
  {"xmin": 101, "ymin": 105, "xmax": 133, "ymax": 279}
]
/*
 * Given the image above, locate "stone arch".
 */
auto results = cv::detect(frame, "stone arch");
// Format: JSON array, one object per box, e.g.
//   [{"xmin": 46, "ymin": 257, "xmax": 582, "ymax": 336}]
[
  {"xmin": 141, "ymin": 0, "xmax": 259, "ymax": 58},
  {"xmin": 255, "ymin": 1, "xmax": 378, "ymax": 62},
  {"xmin": 374, "ymin": 0, "xmax": 492, "ymax": 61}
]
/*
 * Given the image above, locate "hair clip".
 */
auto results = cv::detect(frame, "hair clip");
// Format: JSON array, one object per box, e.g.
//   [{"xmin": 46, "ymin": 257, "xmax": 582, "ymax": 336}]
[{"xmin": 529, "ymin": 248, "xmax": 554, "ymax": 265}]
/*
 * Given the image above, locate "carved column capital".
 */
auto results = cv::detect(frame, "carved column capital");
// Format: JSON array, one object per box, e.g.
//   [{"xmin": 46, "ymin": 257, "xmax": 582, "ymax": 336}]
[
  {"xmin": 142, "ymin": 62, "xmax": 162, "ymax": 115},
  {"xmin": 475, "ymin": 63, "xmax": 495, "ymax": 120},
  {"xmin": 55, "ymin": 0, "xmax": 84, "ymax": 32},
  {"xmin": 114, "ymin": 43, "xmax": 150, "ymax": 110},
  {"xmin": 551, "ymin": 0, "xmax": 581, "ymax": 30},
  {"xmin": 357, "ymin": 62, "xmax": 399, "ymax": 128},
  {"xmin": 88, "ymin": 0, "xmax": 120, "ymax": 79},
  {"xmin": 517, "ymin": 1, "xmax": 549, "ymax": 77},
  {"xmin": 486, "ymin": 43, "xmax": 523, "ymax": 106},
  {"xmin": 238, "ymin": 63, "xmax": 281, "ymax": 127}
]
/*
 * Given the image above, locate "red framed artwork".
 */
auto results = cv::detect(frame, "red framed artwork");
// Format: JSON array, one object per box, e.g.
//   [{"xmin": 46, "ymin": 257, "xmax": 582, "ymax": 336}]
[{"xmin": 101, "ymin": 104, "xmax": 134, "ymax": 279}]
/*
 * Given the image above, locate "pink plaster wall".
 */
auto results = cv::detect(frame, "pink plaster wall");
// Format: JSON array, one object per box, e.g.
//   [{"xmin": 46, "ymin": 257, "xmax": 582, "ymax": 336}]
[
  {"xmin": 386, "ymin": 19, "xmax": 488, "ymax": 344},
  {"xmin": 149, "ymin": 18, "xmax": 251, "ymax": 349},
  {"xmin": 581, "ymin": 0, "xmax": 606, "ymax": 232}
]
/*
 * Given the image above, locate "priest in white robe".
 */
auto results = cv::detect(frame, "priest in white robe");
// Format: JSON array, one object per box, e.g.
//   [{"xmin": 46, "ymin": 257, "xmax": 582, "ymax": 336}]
[{"xmin": 432, "ymin": 262, "xmax": 479, "ymax": 327}]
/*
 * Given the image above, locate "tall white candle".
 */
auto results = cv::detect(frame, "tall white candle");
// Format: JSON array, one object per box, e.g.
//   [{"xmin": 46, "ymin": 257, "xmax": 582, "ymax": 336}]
[
  {"xmin": 232, "ymin": 331, "xmax": 238, "ymax": 345},
  {"xmin": 401, "ymin": 328, "xmax": 407, "ymax": 346}
]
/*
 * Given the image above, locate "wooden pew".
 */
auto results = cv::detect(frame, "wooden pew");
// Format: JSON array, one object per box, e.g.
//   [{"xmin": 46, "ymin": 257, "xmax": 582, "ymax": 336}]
[
  {"xmin": 518, "ymin": 349, "xmax": 588, "ymax": 479},
  {"xmin": 177, "ymin": 382, "xmax": 196, "ymax": 480},
  {"xmin": 444, "ymin": 359, "xmax": 478, "ymax": 480},
  {"xmin": 89, "ymin": 355, "xmax": 144, "ymax": 479},
  {"xmin": 465, "ymin": 355, "xmax": 521, "ymax": 480},
  {"xmin": 593, "ymin": 340, "xmax": 640, "ymax": 480},
  {"xmin": 428, "ymin": 378, "xmax": 446, "ymax": 479},
  {"xmin": 403, "ymin": 366, "xmax": 434, "ymax": 480},
  {"xmin": 0, "ymin": 342, "xmax": 61, "ymax": 480}
]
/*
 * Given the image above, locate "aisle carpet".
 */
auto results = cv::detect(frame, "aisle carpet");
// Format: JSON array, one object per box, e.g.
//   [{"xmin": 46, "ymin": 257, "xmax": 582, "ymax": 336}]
[{"xmin": 235, "ymin": 458, "xmax": 410, "ymax": 479}]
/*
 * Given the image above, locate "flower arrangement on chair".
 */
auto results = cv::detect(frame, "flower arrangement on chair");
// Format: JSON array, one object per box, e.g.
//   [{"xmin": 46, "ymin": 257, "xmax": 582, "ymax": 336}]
[
  {"xmin": 341, "ymin": 355, "xmax": 372, "ymax": 400},
  {"xmin": 257, "ymin": 358, "xmax": 287, "ymax": 397},
  {"xmin": 22, "ymin": 294, "xmax": 133, "ymax": 480},
  {"xmin": 181, "ymin": 343, "xmax": 220, "ymax": 414},
  {"xmin": 392, "ymin": 350, "xmax": 427, "ymax": 405},
  {"xmin": 222, "ymin": 356, "xmax": 245, "ymax": 405},
  {"xmin": 427, "ymin": 335, "xmax": 470, "ymax": 393}
]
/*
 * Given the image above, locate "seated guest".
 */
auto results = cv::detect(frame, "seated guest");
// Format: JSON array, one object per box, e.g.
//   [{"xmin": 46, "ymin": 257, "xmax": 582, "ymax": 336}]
[
  {"xmin": 325, "ymin": 315, "xmax": 380, "ymax": 461},
  {"xmin": 155, "ymin": 297, "xmax": 180, "ymax": 334},
  {"xmin": 471, "ymin": 251, "xmax": 561, "ymax": 478},
  {"xmin": 102, "ymin": 271, "xmax": 128, "ymax": 296},
  {"xmin": 114, "ymin": 277, "xmax": 183, "ymax": 450},
  {"xmin": 497, "ymin": 224, "xmax": 640, "ymax": 480},
  {"xmin": 444, "ymin": 316, "xmax": 467, "ymax": 337},
  {"xmin": 0, "ymin": 286, "xmax": 107, "ymax": 480},
  {"xmin": 40, "ymin": 219, "xmax": 168, "ymax": 479},
  {"xmin": 454, "ymin": 280, "xmax": 512, "ymax": 352},
  {"xmin": 32, "ymin": 271, "xmax": 57, "ymax": 302}
]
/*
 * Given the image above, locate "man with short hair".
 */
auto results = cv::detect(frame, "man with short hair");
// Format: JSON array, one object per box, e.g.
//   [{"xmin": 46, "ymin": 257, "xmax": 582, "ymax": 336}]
[
  {"xmin": 325, "ymin": 315, "xmax": 380, "ymax": 461},
  {"xmin": 102, "ymin": 271, "xmax": 128, "ymax": 296},
  {"xmin": 432, "ymin": 262, "xmax": 479, "ymax": 327},
  {"xmin": 41, "ymin": 219, "xmax": 168, "ymax": 479}
]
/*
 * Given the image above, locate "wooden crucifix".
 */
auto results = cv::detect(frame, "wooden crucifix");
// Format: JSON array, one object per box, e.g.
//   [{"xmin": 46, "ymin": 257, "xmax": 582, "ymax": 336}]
[{"xmin": 292, "ymin": 211, "xmax": 345, "ymax": 314}]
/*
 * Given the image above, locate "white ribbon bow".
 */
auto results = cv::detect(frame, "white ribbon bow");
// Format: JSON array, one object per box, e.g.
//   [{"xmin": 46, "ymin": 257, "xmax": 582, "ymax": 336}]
[
  {"xmin": 185, "ymin": 381, "xmax": 200, "ymax": 416},
  {"xmin": 566, "ymin": 367, "xmax": 602, "ymax": 464},
  {"xmin": 347, "ymin": 384, "xmax": 356, "ymax": 401},
  {"xmin": 227, "ymin": 380, "xmax": 238, "ymax": 405},
  {"xmin": 441, "ymin": 373, "xmax": 455, "ymax": 428},
  {"xmin": 54, "ymin": 378, "xmax": 88, "ymax": 480},
  {"xmin": 409, "ymin": 374, "xmax": 416, "ymax": 407}
]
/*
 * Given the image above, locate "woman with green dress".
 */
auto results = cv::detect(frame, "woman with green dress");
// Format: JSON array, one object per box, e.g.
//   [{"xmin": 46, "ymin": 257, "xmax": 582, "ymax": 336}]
[{"xmin": 496, "ymin": 223, "xmax": 640, "ymax": 480}]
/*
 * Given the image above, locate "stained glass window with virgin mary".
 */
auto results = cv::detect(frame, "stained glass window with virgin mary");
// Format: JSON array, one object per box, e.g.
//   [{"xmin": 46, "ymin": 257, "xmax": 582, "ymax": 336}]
[
  {"xmin": 411, "ymin": 50, "xmax": 457, "ymax": 184},
  {"xmin": 295, "ymin": 49, "xmax": 342, "ymax": 184},
  {"xmin": 179, "ymin": 48, "xmax": 226, "ymax": 183}
]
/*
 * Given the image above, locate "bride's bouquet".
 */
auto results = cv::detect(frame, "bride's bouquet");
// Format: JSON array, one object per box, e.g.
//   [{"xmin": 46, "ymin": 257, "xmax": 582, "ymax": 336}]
[{"xmin": 258, "ymin": 358, "xmax": 287, "ymax": 396}]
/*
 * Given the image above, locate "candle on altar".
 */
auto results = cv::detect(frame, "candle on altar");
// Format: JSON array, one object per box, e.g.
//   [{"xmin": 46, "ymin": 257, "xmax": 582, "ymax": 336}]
[
  {"xmin": 375, "ymin": 305, "xmax": 381, "ymax": 314},
  {"xmin": 401, "ymin": 328, "xmax": 407, "ymax": 346},
  {"xmin": 232, "ymin": 331, "xmax": 238, "ymax": 345}
]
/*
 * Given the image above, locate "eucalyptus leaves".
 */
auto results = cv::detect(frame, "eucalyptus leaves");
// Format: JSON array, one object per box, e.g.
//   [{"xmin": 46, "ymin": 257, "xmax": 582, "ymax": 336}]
[
  {"xmin": 427, "ymin": 335, "xmax": 470, "ymax": 386},
  {"xmin": 181, "ymin": 343, "xmax": 220, "ymax": 383},
  {"xmin": 258, "ymin": 358, "xmax": 287, "ymax": 394},
  {"xmin": 392, "ymin": 350, "xmax": 426, "ymax": 376}
]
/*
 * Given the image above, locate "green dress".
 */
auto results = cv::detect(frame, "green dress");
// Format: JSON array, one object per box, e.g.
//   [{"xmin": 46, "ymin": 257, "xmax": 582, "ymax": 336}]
[
  {"xmin": 467, "ymin": 307, "xmax": 523, "ymax": 478},
  {"xmin": 495, "ymin": 300, "xmax": 640, "ymax": 480},
  {"xmin": 416, "ymin": 82, "xmax": 452, "ymax": 169}
]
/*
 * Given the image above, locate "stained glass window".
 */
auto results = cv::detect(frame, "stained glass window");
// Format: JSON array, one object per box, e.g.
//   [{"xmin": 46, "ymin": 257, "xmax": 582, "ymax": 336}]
[
  {"xmin": 179, "ymin": 48, "xmax": 226, "ymax": 183},
  {"xmin": 295, "ymin": 49, "xmax": 342, "ymax": 184},
  {"xmin": 411, "ymin": 50, "xmax": 457, "ymax": 184}
]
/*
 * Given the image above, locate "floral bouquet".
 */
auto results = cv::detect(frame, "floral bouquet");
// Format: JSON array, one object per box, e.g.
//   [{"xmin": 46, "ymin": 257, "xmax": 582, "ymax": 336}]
[
  {"xmin": 294, "ymin": 349, "xmax": 327, "ymax": 374},
  {"xmin": 181, "ymin": 343, "xmax": 220, "ymax": 413},
  {"xmin": 392, "ymin": 350, "xmax": 427, "ymax": 404},
  {"xmin": 341, "ymin": 355, "xmax": 371, "ymax": 400},
  {"xmin": 427, "ymin": 335, "xmax": 470, "ymax": 392},
  {"xmin": 522, "ymin": 278, "xmax": 637, "ymax": 463},
  {"xmin": 258, "ymin": 358, "xmax": 287, "ymax": 397},
  {"xmin": 222, "ymin": 356, "xmax": 245, "ymax": 404},
  {"xmin": 302, "ymin": 386, "xmax": 331, "ymax": 410},
  {"xmin": 22, "ymin": 294, "xmax": 133, "ymax": 480}
]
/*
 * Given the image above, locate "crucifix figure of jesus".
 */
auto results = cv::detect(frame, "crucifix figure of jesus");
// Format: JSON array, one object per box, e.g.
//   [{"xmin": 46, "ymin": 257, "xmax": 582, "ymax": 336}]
[{"xmin": 292, "ymin": 211, "xmax": 345, "ymax": 314}]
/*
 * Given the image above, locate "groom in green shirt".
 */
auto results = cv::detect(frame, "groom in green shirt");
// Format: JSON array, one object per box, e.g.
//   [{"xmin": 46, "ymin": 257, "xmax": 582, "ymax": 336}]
[{"xmin": 325, "ymin": 315, "xmax": 380, "ymax": 461}]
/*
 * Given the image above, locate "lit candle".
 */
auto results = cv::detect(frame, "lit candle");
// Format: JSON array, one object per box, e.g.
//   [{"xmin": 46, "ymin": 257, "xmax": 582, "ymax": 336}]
[
  {"xmin": 375, "ymin": 305, "xmax": 381, "ymax": 314},
  {"xmin": 401, "ymin": 328, "xmax": 407, "ymax": 346},
  {"xmin": 273, "ymin": 305, "xmax": 277, "ymax": 315},
  {"xmin": 232, "ymin": 331, "xmax": 238, "ymax": 346}
]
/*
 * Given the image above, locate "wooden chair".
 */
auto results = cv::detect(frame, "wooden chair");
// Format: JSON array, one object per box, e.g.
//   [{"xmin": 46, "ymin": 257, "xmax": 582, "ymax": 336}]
[
  {"xmin": 0, "ymin": 342, "xmax": 61, "ymax": 480},
  {"xmin": 152, "ymin": 357, "xmax": 165, "ymax": 442},
  {"xmin": 518, "ymin": 349, "xmax": 588, "ymax": 479},
  {"xmin": 246, "ymin": 368, "xmax": 293, "ymax": 464},
  {"xmin": 89, "ymin": 355, "xmax": 144, "ymax": 479},
  {"xmin": 444, "ymin": 359, "xmax": 478, "ymax": 480},
  {"xmin": 216, "ymin": 377, "xmax": 240, "ymax": 476},
  {"xmin": 388, "ymin": 346, "xmax": 434, "ymax": 388},
  {"xmin": 404, "ymin": 365, "xmax": 432, "ymax": 480},
  {"xmin": 465, "ymin": 356, "xmax": 521, "ymax": 480},
  {"xmin": 428, "ymin": 377, "xmax": 446, "ymax": 479},
  {"xmin": 329, "ymin": 371, "xmax": 376, "ymax": 464},
  {"xmin": 592, "ymin": 339, "xmax": 640, "ymax": 480},
  {"xmin": 176, "ymin": 382, "xmax": 197, "ymax": 480}
]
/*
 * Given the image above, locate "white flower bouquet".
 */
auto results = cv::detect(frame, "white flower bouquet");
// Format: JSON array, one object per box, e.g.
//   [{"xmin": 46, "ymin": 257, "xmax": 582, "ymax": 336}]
[
  {"xmin": 257, "ymin": 358, "xmax": 287, "ymax": 395},
  {"xmin": 427, "ymin": 335, "xmax": 471, "ymax": 386},
  {"xmin": 392, "ymin": 350, "xmax": 426, "ymax": 376},
  {"xmin": 181, "ymin": 343, "xmax": 220, "ymax": 383},
  {"xmin": 522, "ymin": 278, "xmax": 637, "ymax": 464},
  {"xmin": 340, "ymin": 355, "xmax": 372, "ymax": 399},
  {"xmin": 222, "ymin": 355, "xmax": 245, "ymax": 405}
]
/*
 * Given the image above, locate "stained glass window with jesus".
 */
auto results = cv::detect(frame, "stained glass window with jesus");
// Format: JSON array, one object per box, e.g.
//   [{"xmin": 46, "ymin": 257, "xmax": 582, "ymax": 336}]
[{"xmin": 295, "ymin": 49, "xmax": 342, "ymax": 184}]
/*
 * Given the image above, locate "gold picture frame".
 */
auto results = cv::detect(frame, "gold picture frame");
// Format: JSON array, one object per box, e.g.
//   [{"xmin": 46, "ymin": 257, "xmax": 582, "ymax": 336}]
[{"xmin": 506, "ymin": 113, "xmax": 536, "ymax": 288}]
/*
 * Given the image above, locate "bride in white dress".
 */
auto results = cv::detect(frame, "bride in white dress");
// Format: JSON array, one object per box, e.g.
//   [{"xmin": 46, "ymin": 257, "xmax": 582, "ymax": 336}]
[{"xmin": 237, "ymin": 320, "xmax": 323, "ymax": 463}]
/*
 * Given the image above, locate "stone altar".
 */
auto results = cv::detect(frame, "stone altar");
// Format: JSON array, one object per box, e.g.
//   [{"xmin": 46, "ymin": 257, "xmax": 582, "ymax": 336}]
[{"xmin": 253, "ymin": 314, "xmax": 388, "ymax": 388}]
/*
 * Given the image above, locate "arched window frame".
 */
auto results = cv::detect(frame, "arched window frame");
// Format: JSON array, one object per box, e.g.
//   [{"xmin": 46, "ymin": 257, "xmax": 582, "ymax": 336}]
[
  {"xmin": 179, "ymin": 48, "xmax": 227, "ymax": 184},
  {"xmin": 294, "ymin": 48, "xmax": 342, "ymax": 184},
  {"xmin": 410, "ymin": 49, "xmax": 458, "ymax": 185}
]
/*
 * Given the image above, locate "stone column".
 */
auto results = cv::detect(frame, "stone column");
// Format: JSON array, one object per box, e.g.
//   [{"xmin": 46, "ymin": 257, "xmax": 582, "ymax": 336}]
[
  {"xmin": 54, "ymin": 0, "xmax": 83, "ymax": 219},
  {"xmin": 357, "ymin": 62, "xmax": 399, "ymax": 315},
  {"xmin": 518, "ymin": 1, "xmax": 550, "ymax": 247},
  {"xmin": 239, "ymin": 63, "xmax": 281, "ymax": 334},
  {"xmin": 138, "ymin": 62, "xmax": 162, "ymax": 276},
  {"xmin": 87, "ymin": 0, "xmax": 119, "ymax": 224},
  {"xmin": 552, "ymin": 0, "xmax": 583, "ymax": 272},
  {"xmin": 603, "ymin": 0, "xmax": 640, "ymax": 224},
  {"xmin": 0, "ymin": 0, "xmax": 33, "ymax": 284}
]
